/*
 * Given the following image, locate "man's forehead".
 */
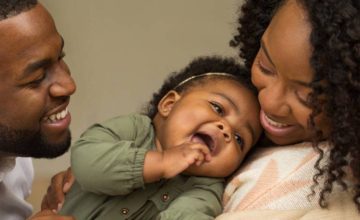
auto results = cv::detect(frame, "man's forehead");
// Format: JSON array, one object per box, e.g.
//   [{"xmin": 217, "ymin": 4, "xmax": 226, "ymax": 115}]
[
  {"xmin": 0, "ymin": 3, "xmax": 56, "ymax": 48},
  {"xmin": 0, "ymin": 3, "xmax": 59, "ymax": 79}
]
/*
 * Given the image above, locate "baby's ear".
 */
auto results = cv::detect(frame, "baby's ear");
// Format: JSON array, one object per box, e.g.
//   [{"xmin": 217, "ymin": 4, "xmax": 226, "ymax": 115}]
[{"xmin": 157, "ymin": 90, "xmax": 181, "ymax": 117}]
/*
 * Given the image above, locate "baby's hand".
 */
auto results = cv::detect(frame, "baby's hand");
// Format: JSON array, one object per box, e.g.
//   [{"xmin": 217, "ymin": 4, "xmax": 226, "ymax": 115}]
[{"xmin": 161, "ymin": 142, "xmax": 211, "ymax": 179}]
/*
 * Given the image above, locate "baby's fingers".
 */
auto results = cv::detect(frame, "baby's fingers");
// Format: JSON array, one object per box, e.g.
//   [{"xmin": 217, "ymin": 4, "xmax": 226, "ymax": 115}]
[
  {"xmin": 190, "ymin": 143, "xmax": 212, "ymax": 161},
  {"xmin": 194, "ymin": 152, "xmax": 205, "ymax": 166}
]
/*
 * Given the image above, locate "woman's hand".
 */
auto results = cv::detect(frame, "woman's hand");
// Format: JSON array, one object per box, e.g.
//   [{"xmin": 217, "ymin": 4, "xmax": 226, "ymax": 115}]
[{"xmin": 41, "ymin": 167, "xmax": 75, "ymax": 212}]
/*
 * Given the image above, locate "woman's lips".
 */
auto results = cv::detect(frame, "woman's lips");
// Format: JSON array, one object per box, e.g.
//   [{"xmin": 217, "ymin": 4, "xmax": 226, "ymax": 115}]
[{"xmin": 260, "ymin": 110, "xmax": 297, "ymax": 137}]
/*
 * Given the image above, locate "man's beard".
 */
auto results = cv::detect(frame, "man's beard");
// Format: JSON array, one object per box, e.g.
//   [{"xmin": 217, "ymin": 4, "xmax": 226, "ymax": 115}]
[{"xmin": 0, "ymin": 123, "xmax": 71, "ymax": 158}]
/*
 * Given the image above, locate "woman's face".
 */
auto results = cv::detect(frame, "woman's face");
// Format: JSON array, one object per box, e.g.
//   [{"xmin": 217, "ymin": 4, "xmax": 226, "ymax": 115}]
[{"xmin": 251, "ymin": 0, "xmax": 329, "ymax": 145}]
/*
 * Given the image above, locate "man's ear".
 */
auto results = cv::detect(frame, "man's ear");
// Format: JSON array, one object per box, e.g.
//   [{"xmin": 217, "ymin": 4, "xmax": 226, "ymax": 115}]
[{"xmin": 157, "ymin": 90, "xmax": 181, "ymax": 117}]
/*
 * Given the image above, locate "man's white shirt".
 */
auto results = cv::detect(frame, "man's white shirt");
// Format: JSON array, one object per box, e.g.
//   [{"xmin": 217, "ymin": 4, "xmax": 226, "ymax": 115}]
[{"xmin": 0, "ymin": 156, "xmax": 33, "ymax": 220}]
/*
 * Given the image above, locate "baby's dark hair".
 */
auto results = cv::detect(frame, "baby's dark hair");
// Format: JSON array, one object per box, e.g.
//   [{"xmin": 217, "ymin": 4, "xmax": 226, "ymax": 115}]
[
  {"xmin": 145, "ymin": 56, "xmax": 256, "ymax": 119},
  {"xmin": 0, "ymin": 0, "xmax": 37, "ymax": 20}
]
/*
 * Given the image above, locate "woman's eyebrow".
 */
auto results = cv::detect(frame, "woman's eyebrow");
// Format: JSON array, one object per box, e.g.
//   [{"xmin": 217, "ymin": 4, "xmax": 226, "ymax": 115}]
[
  {"xmin": 260, "ymin": 39, "xmax": 276, "ymax": 68},
  {"xmin": 292, "ymin": 79, "xmax": 312, "ymax": 88}
]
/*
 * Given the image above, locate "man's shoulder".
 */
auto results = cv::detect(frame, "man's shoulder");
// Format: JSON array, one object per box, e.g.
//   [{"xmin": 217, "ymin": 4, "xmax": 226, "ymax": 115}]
[{"xmin": 0, "ymin": 155, "xmax": 16, "ymax": 181}]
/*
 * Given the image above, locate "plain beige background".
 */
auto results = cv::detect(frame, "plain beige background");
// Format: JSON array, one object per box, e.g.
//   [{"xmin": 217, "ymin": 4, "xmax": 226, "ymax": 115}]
[{"xmin": 29, "ymin": 0, "xmax": 244, "ymax": 212}]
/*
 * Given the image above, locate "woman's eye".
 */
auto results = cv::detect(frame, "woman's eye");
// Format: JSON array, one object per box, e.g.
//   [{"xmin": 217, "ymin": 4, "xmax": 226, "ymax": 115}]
[
  {"xmin": 295, "ymin": 90, "xmax": 311, "ymax": 107},
  {"xmin": 235, "ymin": 134, "xmax": 244, "ymax": 150},
  {"xmin": 256, "ymin": 59, "xmax": 274, "ymax": 76},
  {"xmin": 210, "ymin": 102, "xmax": 224, "ymax": 116}
]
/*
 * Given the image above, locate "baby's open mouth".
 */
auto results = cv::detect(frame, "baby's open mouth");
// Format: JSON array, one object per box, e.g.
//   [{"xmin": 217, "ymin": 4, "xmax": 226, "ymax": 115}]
[{"xmin": 192, "ymin": 133, "xmax": 215, "ymax": 152}]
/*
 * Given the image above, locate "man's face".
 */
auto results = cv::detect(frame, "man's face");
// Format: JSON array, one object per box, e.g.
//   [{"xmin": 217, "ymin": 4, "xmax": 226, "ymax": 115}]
[{"xmin": 0, "ymin": 4, "xmax": 76, "ymax": 158}]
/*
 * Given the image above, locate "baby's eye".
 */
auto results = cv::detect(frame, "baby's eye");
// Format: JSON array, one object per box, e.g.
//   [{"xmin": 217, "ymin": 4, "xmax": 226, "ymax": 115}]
[
  {"xmin": 234, "ymin": 134, "xmax": 244, "ymax": 151},
  {"xmin": 210, "ymin": 101, "xmax": 224, "ymax": 116}
]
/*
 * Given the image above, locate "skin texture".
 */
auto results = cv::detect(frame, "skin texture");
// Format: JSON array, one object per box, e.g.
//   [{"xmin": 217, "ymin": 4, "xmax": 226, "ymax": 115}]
[
  {"xmin": 0, "ymin": 3, "xmax": 76, "ymax": 158},
  {"xmin": 251, "ymin": 0, "xmax": 329, "ymax": 145},
  {"xmin": 144, "ymin": 78, "xmax": 262, "ymax": 182}
]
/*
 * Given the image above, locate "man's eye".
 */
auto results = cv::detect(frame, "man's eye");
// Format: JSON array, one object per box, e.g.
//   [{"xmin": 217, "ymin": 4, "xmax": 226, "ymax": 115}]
[
  {"xmin": 235, "ymin": 134, "xmax": 244, "ymax": 151},
  {"xmin": 29, "ymin": 73, "xmax": 46, "ymax": 87},
  {"xmin": 210, "ymin": 101, "xmax": 224, "ymax": 116}
]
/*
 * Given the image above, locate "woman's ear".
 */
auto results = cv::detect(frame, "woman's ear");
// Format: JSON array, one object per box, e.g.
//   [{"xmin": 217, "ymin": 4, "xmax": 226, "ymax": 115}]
[{"xmin": 157, "ymin": 90, "xmax": 181, "ymax": 117}]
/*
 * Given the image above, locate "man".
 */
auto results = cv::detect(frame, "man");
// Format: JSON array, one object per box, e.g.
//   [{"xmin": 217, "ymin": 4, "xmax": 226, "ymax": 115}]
[{"xmin": 0, "ymin": 0, "xmax": 76, "ymax": 219}]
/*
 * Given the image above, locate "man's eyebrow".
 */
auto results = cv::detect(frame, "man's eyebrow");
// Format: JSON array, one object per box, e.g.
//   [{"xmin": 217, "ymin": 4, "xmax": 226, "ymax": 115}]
[
  {"xmin": 21, "ymin": 58, "xmax": 52, "ymax": 79},
  {"xmin": 260, "ymin": 39, "xmax": 276, "ymax": 67},
  {"xmin": 21, "ymin": 37, "xmax": 65, "ymax": 79}
]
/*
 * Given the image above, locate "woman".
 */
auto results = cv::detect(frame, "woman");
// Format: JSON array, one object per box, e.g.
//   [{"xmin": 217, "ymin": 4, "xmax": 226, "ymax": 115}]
[{"xmin": 219, "ymin": 0, "xmax": 359, "ymax": 218}]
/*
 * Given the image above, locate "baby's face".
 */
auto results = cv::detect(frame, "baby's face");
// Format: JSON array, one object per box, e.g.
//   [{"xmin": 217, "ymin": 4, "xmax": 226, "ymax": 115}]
[{"xmin": 156, "ymin": 79, "xmax": 262, "ymax": 177}]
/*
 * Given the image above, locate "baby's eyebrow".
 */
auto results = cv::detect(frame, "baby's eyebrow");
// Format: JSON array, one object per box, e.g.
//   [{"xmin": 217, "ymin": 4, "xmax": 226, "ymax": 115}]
[{"xmin": 212, "ymin": 92, "xmax": 239, "ymax": 114}]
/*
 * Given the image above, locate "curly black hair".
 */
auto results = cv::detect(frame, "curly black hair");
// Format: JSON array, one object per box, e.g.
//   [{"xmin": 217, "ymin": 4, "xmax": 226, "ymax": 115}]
[
  {"xmin": 0, "ymin": 0, "xmax": 37, "ymax": 20},
  {"xmin": 231, "ymin": 0, "xmax": 360, "ymax": 211},
  {"xmin": 145, "ymin": 56, "xmax": 256, "ymax": 119}
]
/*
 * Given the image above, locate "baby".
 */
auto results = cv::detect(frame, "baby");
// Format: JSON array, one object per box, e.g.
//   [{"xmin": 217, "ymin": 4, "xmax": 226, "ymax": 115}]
[{"xmin": 60, "ymin": 56, "xmax": 262, "ymax": 219}]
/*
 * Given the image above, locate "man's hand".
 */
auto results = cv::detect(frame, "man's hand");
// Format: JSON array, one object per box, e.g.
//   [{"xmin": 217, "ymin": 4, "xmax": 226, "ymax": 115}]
[
  {"xmin": 41, "ymin": 167, "xmax": 75, "ymax": 211},
  {"xmin": 28, "ymin": 210, "xmax": 75, "ymax": 220}
]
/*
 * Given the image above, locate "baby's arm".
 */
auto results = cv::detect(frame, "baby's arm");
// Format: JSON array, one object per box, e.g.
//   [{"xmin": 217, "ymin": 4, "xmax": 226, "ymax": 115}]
[
  {"xmin": 71, "ymin": 114, "xmax": 154, "ymax": 196},
  {"xmin": 157, "ymin": 180, "xmax": 224, "ymax": 220},
  {"xmin": 143, "ymin": 142, "xmax": 212, "ymax": 183}
]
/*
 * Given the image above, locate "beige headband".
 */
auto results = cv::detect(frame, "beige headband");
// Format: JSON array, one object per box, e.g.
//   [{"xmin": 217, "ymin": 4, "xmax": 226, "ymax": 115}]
[{"xmin": 173, "ymin": 72, "xmax": 236, "ymax": 90}]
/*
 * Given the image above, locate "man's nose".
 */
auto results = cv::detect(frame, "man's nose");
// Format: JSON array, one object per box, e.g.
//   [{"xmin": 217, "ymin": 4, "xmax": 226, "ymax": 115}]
[{"xmin": 49, "ymin": 65, "xmax": 76, "ymax": 98}]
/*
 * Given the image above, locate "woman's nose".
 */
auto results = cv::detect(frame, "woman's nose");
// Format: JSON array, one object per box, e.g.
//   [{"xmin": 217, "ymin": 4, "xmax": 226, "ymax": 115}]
[{"xmin": 259, "ymin": 82, "xmax": 290, "ymax": 117}]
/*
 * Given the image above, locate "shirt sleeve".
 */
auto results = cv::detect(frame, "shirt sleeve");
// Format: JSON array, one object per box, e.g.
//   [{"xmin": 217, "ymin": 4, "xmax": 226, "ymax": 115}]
[
  {"xmin": 157, "ymin": 180, "xmax": 224, "ymax": 220},
  {"xmin": 71, "ymin": 114, "xmax": 156, "ymax": 196}
]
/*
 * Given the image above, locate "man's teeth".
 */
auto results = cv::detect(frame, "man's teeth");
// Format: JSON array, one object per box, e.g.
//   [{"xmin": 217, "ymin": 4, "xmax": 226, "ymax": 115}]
[
  {"xmin": 264, "ymin": 114, "xmax": 289, "ymax": 128},
  {"xmin": 44, "ymin": 108, "xmax": 68, "ymax": 122}
]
